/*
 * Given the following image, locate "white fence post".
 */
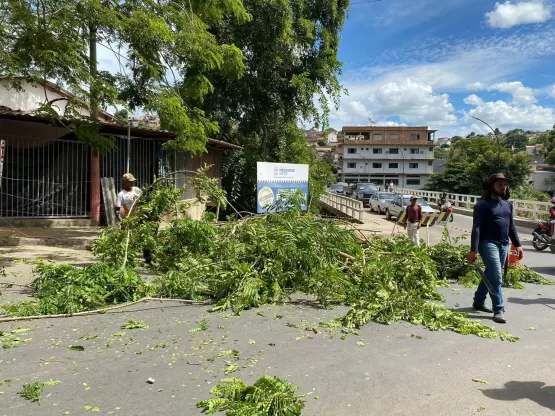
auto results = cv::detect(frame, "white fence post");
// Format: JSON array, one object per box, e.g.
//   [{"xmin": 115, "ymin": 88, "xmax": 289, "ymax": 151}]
[
  {"xmin": 392, "ymin": 188, "xmax": 549, "ymax": 220},
  {"xmin": 320, "ymin": 192, "xmax": 363, "ymax": 222}
]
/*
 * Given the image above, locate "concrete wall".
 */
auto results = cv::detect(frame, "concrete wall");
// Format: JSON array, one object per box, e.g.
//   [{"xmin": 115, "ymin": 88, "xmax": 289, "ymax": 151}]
[
  {"xmin": 0, "ymin": 80, "xmax": 111, "ymax": 121},
  {"xmin": 159, "ymin": 199, "xmax": 207, "ymax": 229},
  {"xmin": 529, "ymin": 171, "xmax": 555, "ymax": 192}
]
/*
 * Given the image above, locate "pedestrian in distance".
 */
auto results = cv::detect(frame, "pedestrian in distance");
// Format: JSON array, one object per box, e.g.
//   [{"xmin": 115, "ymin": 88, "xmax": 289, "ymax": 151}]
[
  {"xmin": 402, "ymin": 195, "xmax": 422, "ymax": 247},
  {"xmin": 466, "ymin": 173, "xmax": 523, "ymax": 324}
]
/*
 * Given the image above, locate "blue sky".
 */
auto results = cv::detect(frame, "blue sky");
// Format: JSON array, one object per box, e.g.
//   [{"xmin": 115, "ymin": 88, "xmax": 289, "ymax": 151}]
[{"xmin": 327, "ymin": 0, "xmax": 555, "ymax": 137}]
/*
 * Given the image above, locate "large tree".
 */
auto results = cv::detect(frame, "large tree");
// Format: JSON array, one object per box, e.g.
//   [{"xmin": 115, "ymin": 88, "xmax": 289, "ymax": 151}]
[
  {"xmin": 197, "ymin": 0, "xmax": 349, "ymax": 209},
  {"xmin": 1, "ymin": 0, "xmax": 250, "ymax": 153}
]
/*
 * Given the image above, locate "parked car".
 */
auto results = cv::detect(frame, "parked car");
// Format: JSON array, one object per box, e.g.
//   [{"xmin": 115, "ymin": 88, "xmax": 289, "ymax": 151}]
[
  {"xmin": 329, "ymin": 184, "xmax": 345, "ymax": 195},
  {"xmin": 384, "ymin": 194, "xmax": 438, "ymax": 222},
  {"xmin": 369, "ymin": 192, "xmax": 395, "ymax": 214},
  {"xmin": 352, "ymin": 183, "xmax": 379, "ymax": 206}
]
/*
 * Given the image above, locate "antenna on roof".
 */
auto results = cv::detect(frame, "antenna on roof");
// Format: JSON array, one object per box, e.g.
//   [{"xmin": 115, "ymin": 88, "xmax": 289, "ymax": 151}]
[{"xmin": 368, "ymin": 117, "xmax": 376, "ymax": 125}]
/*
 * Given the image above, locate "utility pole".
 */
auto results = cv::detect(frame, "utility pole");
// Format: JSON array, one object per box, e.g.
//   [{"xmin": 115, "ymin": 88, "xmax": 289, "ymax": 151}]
[{"xmin": 89, "ymin": 25, "xmax": 101, "ymax": 225}]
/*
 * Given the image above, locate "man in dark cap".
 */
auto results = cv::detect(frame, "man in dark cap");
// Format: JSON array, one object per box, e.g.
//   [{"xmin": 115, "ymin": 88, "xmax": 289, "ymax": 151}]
[{"xmin": 466, "ymin": 173, "xmax": 523, "ymax": 323}]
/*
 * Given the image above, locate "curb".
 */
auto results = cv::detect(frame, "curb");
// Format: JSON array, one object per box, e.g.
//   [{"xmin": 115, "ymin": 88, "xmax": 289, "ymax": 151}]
[{"xmin": 0, "ymin": 236, "xmax": 93, "ymax": 250}]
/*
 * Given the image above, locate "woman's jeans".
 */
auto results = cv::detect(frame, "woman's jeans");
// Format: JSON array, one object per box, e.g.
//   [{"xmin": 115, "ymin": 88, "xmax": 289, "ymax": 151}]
[{"xmin": 474, "ymin": 241, "xmax": 509, "ymax": 313}]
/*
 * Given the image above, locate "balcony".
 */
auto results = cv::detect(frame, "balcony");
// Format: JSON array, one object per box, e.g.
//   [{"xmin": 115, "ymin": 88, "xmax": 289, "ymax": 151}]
[{"xmin": 343, "ymin": 151, "xmax": 435, "ymax": 160}]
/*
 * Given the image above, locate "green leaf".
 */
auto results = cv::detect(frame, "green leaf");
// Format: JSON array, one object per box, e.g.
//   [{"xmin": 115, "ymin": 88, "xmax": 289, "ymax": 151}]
[
  {"xmin": 69, "ymin": 345, "xmax": 85, "ymax": 351},
  {"xmin": 121, "ymin": 319, "xmax": 150, "ymax": 330},
  {"xmin": 472, "ymin": 378, "xmax": 489, "ymax": 385}
]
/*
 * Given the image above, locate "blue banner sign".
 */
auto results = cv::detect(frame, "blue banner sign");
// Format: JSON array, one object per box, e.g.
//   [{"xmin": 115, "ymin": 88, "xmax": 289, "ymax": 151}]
[{"xmin": 256, "ymin": 162, "xmax": 309, "ymax": 213}]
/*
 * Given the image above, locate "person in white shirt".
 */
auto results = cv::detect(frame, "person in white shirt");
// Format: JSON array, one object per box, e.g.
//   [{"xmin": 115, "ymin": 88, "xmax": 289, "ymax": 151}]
[
  {"xmin": 115, "ymin": 173, "xmax": 142, "ymax": 221},
  {"xmin": 114, "ymin": 173, "xmax": 154, "ymax": 264}
]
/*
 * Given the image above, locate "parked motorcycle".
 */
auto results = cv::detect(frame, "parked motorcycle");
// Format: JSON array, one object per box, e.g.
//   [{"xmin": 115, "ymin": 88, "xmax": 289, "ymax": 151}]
[
  {"xmin": 439, "ymin": 200, "xmax": 454, "ymax": 222},
  {"xmin": 532, "ymin": 220, "xmax": 552, "ymax": 251}
]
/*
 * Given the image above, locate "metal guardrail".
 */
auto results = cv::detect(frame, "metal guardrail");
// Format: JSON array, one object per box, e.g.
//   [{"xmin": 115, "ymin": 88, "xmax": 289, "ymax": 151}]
[
  {"xmin": 320, "ymin": 192, "xmax": 364, "ymax": 222},
  {"xmin": 396, "ymin": 188, "xmax": 551, "ymax": 220}
]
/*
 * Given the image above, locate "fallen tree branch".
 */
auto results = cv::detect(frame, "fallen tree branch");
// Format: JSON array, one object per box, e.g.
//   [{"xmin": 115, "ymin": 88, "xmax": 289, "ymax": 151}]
[
  {"xmin": 0, "ymin": 297, "xmax": 213, "ymax": 323},
  {"xmin": 338, "ymin": 251, "xmax": 355, "ymax": 261}
]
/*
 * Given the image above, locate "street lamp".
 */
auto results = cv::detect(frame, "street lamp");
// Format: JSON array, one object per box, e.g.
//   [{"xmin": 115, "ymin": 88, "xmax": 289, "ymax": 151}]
[{"xmin": 471, "ymin": 116, "xmax": 502, "ymax": 168}]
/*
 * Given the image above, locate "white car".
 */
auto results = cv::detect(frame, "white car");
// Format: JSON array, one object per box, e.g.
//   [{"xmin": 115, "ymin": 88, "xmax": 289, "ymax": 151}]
[
  {"xmin": 384, "ymin": 194, "xmax": 438, "ymax": 222},
  {"xmin": 368, "ymin": 192, "xmax": 395, "ymax": 215}
]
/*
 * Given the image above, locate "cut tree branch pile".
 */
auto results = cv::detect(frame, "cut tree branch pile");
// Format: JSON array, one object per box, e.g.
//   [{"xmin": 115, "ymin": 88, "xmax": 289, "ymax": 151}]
[{"xmin": 1, "ymin": 171, "xmax": 549, "ymax": 341}]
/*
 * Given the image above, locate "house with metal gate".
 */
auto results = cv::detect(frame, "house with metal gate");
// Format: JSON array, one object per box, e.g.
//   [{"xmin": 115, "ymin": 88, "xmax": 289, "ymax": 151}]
[{"xmin": 0, "ymin": 79, "xmax": 240, "ymax": 224}]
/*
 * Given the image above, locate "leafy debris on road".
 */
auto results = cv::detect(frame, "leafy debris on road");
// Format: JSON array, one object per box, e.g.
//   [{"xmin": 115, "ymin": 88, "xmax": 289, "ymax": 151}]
[
  {"xmin": 472, "ymin": 378, "xmax": 489, "ymax": 385},
  {"xmin": 121, "ymin": 319, "xmax": 150, "ymax": 329},
  {"xmin": 18, "ymin": 381, "xmax": 56, "ymax": 403},
  {"xmin": 197, "ymin": 376, "xmax": 305, "ymax": 415},
  {"xmin": 69, "ymin": 345, "xmax": 85, "ymax": 351},
  {"xmin": 189, "ymin": 319, "xmax": 208, "ymax": 333}
]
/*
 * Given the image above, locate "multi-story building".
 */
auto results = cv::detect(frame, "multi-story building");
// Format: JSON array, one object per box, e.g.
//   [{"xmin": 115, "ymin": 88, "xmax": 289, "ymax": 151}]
[{"xmin": 340, "ymin": 126, "xmax": 437, "ymax": 189}]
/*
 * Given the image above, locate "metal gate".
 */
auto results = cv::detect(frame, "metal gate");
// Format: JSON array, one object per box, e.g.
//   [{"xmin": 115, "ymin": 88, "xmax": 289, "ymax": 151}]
[
  {"xmin": 0, "ymin": 135, "xmax": 90, "ymax": 218},
  {"xmin": 100, "ymin": 136, "xmax": 163, "ymax": 192}
]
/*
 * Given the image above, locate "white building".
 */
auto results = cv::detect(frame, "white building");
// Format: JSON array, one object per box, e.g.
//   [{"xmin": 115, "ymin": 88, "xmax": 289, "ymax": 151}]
[
  {"xmin": 327, "ymin": 128, "xmax": 338, "ymax": 144},
  {"xmin": 341, "ymin": 126, "xmax": 437, "ymax": 189},
  {"xmin": 0, "ymin": 78, "xmax": 115, "ymax": 123}
]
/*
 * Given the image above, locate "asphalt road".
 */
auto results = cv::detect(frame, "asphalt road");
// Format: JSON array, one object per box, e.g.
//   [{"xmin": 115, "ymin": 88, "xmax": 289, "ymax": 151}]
[
  {"xmin": 364, "ymin": 208, "xmax": 555, "ymax": 279},
  {"xmin": 1, "ymin": 220, "xmax": 555, "ymax": 415}
]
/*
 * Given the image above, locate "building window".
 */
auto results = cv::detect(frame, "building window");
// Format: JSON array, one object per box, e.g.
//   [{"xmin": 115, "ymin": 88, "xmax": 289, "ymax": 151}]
[
  {"xmin": 347, "ymin": 162, "xmax": 356, "ymax": 169},
  {"xmin": 347, "ymin": 148, "xmax": 356, "ymax": 154},
  {"xmin": 411, "ymin": 134, "xmax": 420, "ymax": 141},
  {"xmin": 406, "ymin": 179, "xmax": 421, "ymax": 185},
  {"xmin": 410, "ymin": 148, "xmax": 420, "ymax": 154},
  {"xmin": 373, "ymin": 163, "xmax": 382, "ymax": 168},
  {"xmin": 373, "ymin": 134, "xmax": 383, "ymax": 140},
  {"xmin": 429, "ymin": 147, "xmax": 433, "ymax": 151},
  {"xmin": 389, "ymin": 163, "xmax": 398, "ymax": 169},
  {"xmin": 428, "ymin": 161, "xmax": 433, "ymax": 166},
  {"xmin": 373, "ymin": 148, "xmax": 383, "ymax": 154},
  {"xmin": 390, "ymin": 134, "xmax": 400, "ymax": 140},
  {"xmin": 409, "ymin": 163, "xmax": 419, "ymax": 169},
  {"xmin": 389, "ymin": 148, "xmax": 399, "ymax": 154}
]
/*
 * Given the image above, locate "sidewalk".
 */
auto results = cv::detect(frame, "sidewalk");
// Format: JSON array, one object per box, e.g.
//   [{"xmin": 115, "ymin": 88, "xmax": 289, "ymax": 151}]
[{"xmin": 0, "ymin": 226, "xmax": 99, "ymax": 249}]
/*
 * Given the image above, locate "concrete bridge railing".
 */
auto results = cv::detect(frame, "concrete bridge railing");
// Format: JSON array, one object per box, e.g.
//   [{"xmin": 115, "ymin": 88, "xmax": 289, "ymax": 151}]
[
  {"xmin": 320, "ymin": 192, "xmax": 364, "ymax": 222},
  {"xmin": 396, "ymin": 188, "xmax": 551, "ymax": 221}
]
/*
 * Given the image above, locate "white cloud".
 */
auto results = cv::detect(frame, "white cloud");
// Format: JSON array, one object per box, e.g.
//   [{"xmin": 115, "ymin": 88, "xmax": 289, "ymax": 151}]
[
  {"xmin": 464, "ymin": 94, "xmax": 486, "ymax": 106},
  {"xmin": 486, "ymin": 1, "xmax": 552, "ymax": 29},
  {"xmin": 368, "ymin": 79, "xmax": 457, "ymax": 125},
  {"xmin": 329, "ymin": 79, "xmax": 457, "ymax": 128},
  {"xmin": 329, "ymin": 25, "xmax": 555, "ymax": 135},
  {"xmin": 465, "ymin": 100, "xmax": 555, "ymax": 131},
  {"xmin": 466, "ymin": 82, "xmax": 486, "ymax": 91},
  {"xmin": 488, "ymin": 81, "xmax": 537, "ymax": 104},
  {"xmin": 550, "ymin": 85, "xmax": 555, "ymax": 98}
]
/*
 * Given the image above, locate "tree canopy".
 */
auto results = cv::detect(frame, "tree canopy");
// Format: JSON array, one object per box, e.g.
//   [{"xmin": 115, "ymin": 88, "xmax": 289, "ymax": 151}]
[
  {"xmin": 1, "ymin": 0, "xmax": 250, "ymax": 153},
  {"xmin": 426, "ymin": 137, "xmax": 533, "ymax": 195},
  {"xmin": 198, "ymin": 0, "xmax": 349, "ymax": 210}
]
